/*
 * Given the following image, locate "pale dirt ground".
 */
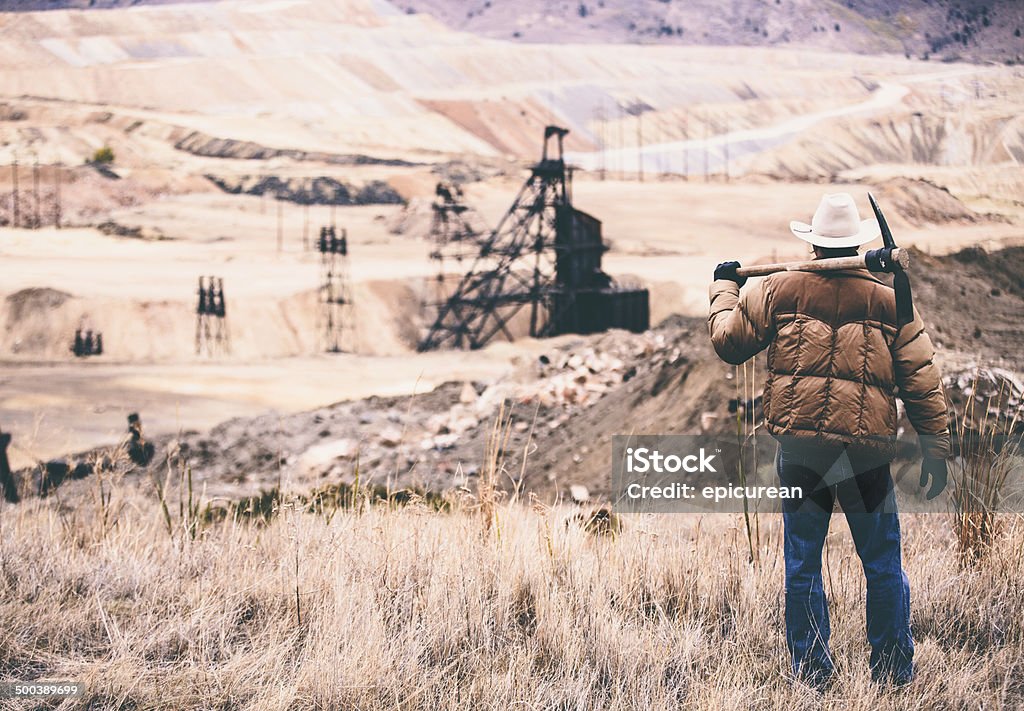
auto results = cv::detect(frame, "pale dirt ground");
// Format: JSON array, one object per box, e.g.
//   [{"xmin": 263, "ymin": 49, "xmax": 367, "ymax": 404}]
[{"xmin": 0, "ymin": 346, "xmax": 541, "ymax": 469}]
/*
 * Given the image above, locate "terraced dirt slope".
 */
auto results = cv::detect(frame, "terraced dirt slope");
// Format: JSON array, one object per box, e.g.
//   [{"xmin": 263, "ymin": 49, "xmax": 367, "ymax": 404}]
[{"xmin": 2, "ymin": 0, "xmax": 1019, "ymax": 167}]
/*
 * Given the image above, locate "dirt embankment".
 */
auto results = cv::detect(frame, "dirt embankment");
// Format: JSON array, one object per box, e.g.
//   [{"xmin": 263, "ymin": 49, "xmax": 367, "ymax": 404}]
[
  {"xmin": 751, "ymin": 111, "xmax": 1024, "ymax": 179},
  {"xmin": 872, "ymin": 178, "xmax": 1008, "ymax": 227},
  {"xmin": 172, "ymin": 130, "xmax": 419, "ymax": 167},
  {"xmin": 911, "ymin": 246, "xmax": 1024, "ymax": 365},
  {"xmin": 0, "ymin": 279, "xmax": 426, "ymax": 361},
  {"xmin": 0, "ymin": 164, "xmax": 181, "ymax": 229}
]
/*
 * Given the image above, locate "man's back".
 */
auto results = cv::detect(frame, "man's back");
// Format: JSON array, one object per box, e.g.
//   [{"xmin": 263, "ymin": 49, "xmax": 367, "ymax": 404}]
[{"xmin": 708, "ymin": 268, "xmax": 949, "ymax": 460}]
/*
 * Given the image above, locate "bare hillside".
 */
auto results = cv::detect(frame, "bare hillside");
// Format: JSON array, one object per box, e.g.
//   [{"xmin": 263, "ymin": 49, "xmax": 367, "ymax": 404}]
[
  {"xmin": 397, "ymin": 0, "xmax": 1024, "ymax": 63},
  {"xmin": 1, "ymin": 0, "xmax": 1020, "ymax": 172}
]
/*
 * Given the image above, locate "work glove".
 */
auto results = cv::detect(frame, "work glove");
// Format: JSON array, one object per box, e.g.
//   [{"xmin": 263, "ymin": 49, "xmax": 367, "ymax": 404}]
[
  {"xmin": 713, "ymin": 261, "xmax": 747, "ymax": 287},
  {"xmin": 920, "ymin": 458, "xmax": 948, "ymax": 500}
]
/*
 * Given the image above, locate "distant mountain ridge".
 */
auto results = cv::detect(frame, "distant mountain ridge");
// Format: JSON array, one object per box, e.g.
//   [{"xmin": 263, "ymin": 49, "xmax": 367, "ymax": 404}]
[
  {"xmin": 396, "ymin": 0, "xmax": 1022, "ymax": 63},
  {"xmin": 0, "ymin": 0, "xmax": 1020, "ymax": 63}
]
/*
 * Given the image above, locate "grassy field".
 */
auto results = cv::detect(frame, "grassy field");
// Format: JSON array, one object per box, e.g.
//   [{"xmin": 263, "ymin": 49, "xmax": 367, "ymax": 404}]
[{"xmin": 1, "ymin": 475, "xmax": 1022, "ymax": 710}]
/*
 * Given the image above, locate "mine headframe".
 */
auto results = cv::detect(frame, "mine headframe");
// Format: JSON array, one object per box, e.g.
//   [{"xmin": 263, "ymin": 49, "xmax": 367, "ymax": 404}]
[
  {"xmin": 430, "ymin": 182, "xmax": 486, "ymax": 256},
  {"xmin": 427, "ymin": 180, "xmax": 490, "ymax": 309},
  {"xmin": 317, "ymin": 226, "xmax": 354, "ymax": 353},
  {"xmin": 418, "ymin": 126, "xmax": 649, "ymax": 352},
  {"xmin": 418, "ymin": 126, "xmax": 570, "ymax": 351}
]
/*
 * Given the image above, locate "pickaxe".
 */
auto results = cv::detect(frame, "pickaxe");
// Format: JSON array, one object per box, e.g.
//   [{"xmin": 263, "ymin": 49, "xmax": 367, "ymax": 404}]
[{"xmin": 734, "ymin": 193, "xmax": 914, "ymax": 328}]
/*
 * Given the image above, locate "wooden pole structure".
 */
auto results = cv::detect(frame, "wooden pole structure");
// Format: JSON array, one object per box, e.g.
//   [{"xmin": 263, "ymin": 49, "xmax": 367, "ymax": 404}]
[
  {"xmin": 276, "ymin": 198, "xmax": 283, "ymax": 255},
  {"xmin": 302, "ymin": 198, "xmax": 309, "ymax": 252},
  {"xmin": 703, "ymin": 115, "xmax": 709, "ymax": 183},
  {"xmin": 635, "ymin": 100, "xmax": 643, "ymax": 183},
  {"xmin": 54, "ymin": 157, "xmax": 62, "ymax": 229},
  {"xmin": 723, "ymin": 116, "xmax": 729, "ymax": 184},
  {"xmin": 618, "ymin": 102, "xmax": 625, "ymax": 180},
  {"xmin": 11, "ymin": 156, "xmax": 18, "ymax": 228},
  {"xmin": 32, "ymin": 152, "xmax": 40, "ymax": 227},
  {"xmin": 682, "ymin": 110, "xmax": 688, "ymax": 181}
]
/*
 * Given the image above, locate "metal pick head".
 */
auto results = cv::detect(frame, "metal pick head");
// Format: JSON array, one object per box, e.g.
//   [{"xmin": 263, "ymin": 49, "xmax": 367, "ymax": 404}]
[{"xmin": 868, "ymin": 193, "xmax": 896, "ymax": 251}]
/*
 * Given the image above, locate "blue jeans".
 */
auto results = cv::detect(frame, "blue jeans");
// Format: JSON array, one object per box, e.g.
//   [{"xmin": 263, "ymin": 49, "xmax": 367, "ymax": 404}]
[{"xmin": 777, "ymin": 442, "xmax": 914, "ymax": 686}]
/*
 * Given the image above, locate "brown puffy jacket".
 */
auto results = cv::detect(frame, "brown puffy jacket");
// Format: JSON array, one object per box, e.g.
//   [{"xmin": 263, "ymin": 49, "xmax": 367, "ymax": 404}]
[{"xmin": 708, "ymin": 268, "xmax": 950, "ymax": 460}]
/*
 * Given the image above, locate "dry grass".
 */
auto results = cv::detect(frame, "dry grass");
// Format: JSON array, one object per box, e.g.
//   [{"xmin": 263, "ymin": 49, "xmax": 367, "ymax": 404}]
[
  {"xmin": 950, "ymin": 374, "xmax": 1024, "ymax": 565},
  {"xmin": 2, "ymin": 479, "xmax": 1024, "ymax": 711}
]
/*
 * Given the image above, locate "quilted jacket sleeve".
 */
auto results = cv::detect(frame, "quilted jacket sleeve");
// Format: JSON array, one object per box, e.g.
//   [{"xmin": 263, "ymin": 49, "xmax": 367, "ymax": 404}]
[
  {"xmin": 708, "ymin": 278, "xmax": 774, "ymax": 365},
  {"xmin": 891, "ymin": 307, "xmax": 951, "ymax": 459}
]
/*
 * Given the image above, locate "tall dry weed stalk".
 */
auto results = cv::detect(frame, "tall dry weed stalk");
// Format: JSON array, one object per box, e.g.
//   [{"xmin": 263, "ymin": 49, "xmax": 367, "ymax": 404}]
[
  {"xmin": 478, "ymin": 401, "xmax": 514, "ymax": 537},
  {"xmin": 950, "ymin": 375, "xmax": 1023, "ymax": 565},
  {"xmin": 735, "ymin": 359, "xmax": 761, "ymax": 565},
  {"xmin": 282, "ymin": 498, "xmax": 305, "ymax": 627},
  {"xmin": 90, "ymin": 448, "xmax": 127, "ymax": 540},
  {"xmin": 150, "ymin": 445, "xmax": 202, "ymax": 544}
]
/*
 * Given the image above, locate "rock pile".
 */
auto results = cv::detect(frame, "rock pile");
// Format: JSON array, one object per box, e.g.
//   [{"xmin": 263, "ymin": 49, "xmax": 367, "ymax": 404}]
[
  {"xmin": 945, "ymin": 365, "xmax": 1024, "ymax": 431},
  {"xmin": 419, "ymin": 382, "xmax": 499, "ymax": 452},
  {"xmin": 518, "ymin": 330, "xmax": 684, "ymax": 410},
  {"xmin": 287, "ymin": 326, "xmax": 694, "ymax": 490}
]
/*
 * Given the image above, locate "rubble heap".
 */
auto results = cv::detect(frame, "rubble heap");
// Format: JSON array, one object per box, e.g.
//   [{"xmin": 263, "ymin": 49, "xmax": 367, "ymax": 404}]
[
  {"xmin": 945, "ymin": 365, "xmax": 1024, "ymax": 433},
  {"xmin": 519, "ymin": 330, "xmax": 683, "ymax": 410}
]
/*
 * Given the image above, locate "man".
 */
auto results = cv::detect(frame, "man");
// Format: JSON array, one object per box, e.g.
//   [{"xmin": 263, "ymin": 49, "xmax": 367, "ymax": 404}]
[{"xmin": 707, "ymin": 192, "xmax": 950, "ymax": 689}]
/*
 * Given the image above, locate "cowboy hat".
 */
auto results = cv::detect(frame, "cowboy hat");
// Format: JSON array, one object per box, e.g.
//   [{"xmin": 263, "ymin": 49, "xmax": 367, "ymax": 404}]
[{"xmin": 790, "ymin": 193, "xmax": 880, "ymax": 248}]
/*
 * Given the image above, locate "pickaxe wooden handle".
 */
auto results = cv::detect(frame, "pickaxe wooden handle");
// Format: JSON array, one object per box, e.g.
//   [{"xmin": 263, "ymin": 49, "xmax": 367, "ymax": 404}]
[{"xmin": 735, "ymin": 247, "xmax": 910, "ymax": 278}]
